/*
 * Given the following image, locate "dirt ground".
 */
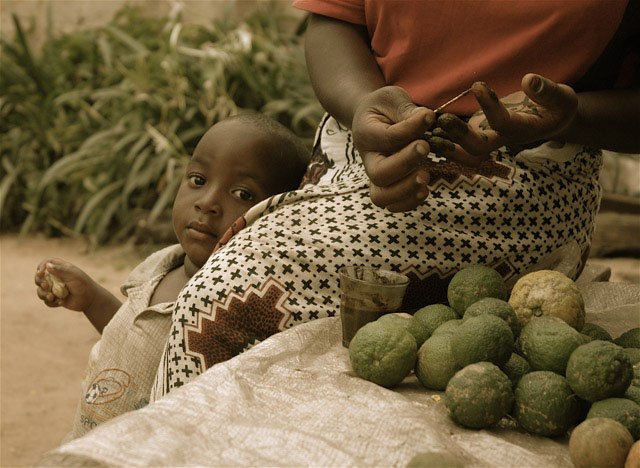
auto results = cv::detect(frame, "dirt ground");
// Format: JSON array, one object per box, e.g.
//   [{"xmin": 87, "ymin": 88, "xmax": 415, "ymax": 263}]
[{"xmin": 1, "ymin": 234, "xmax": 639, "ymax": 467}]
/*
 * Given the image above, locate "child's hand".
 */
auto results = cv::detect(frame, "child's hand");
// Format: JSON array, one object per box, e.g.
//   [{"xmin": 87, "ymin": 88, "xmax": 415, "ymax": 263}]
[
  {"xmin": 429, "ymin": 74, "xmax": 578, "ymax": 163},
  {"xmin": 352, "ymin": 86, "xmax": 435, "ymax": 212},
  {"xmin": 35, "ymin": 258, "xmax": 98, "ymax": 312}
]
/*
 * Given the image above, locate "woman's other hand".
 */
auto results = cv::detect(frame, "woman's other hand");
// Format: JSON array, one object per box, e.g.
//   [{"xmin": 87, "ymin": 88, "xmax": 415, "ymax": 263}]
[
  {"xmin": 430, "ymin": 74, "xmax": 579, "ymax": 163},
  {"xmin": 352, "ymin": 86, "xmax": 436, "ymax": 211}
]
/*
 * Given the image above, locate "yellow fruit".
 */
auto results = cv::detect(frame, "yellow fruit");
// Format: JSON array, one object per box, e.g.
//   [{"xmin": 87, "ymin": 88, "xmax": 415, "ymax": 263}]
[
  {"xmin": 509, "ymin": 270, "xmax": 584, "ymax": 331},
  {"xmin": 570, "ymin": 418, "xmax": 633, "ymax": 468},
  {"xmin": 626, "ymin": 440, "xmax": 640, "ymax": 468}
]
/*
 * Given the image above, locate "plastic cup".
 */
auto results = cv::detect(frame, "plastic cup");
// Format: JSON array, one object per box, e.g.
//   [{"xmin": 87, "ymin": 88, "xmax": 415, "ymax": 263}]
[{"xmin": 339, "ymin": 265, "xmax": 410, "ymax": 348}]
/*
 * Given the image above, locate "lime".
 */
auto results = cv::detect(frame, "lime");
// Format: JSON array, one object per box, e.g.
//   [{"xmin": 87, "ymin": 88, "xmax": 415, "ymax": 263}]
[
  {"xmin": 587, "ymin": 397, "xmax": 640, "ymax": 440},
  {"xmin": 451, "ymin": 314, "xmax": 513, "ymax": 368},
  {"xmin": 625, "ymin": 348, "xmax": 640, "ymax": 366},
  {"xmin": 445, "ymin": 362, "xmax": 514, "ymax": 429},
  {"xmin": 513, "ymin": 371, "xmax": 579, "ymax": 437},
  {"xmin": 408, "ymin": 304, "xmax": 458, "ymax": 348},
  {"xmin": 615, "ymin": 328, "xmax": 640, "ymax": 349},
  {"xmin": 349, "ymin": 321, "xmax": 417, "ymax": 388},
  {"xmin": 447, "ymin": 265, "xmax": 508, "ymax": 316},
  {"xmin": 415, "ymin": 334, "xmax": 461, "ymax": 391},
  {"xmin": 626, "ymin": 386, "xmax": 640, "ymax": 405},
  {"xmin": 501, "ymin": 353, "xmax": 531, "ymax": 387},
  {"xmin": 518, "ymin": 316, "xmax": 584, "ymax": 374},
  {"xmin": 377, "ymin": 312, "xmax": 412, "ymax": 330},
  {"xmin": 431, "ymin": 319, "xmax": 462, "ymax": 337},
  {"xmin": 462, "ymin": 297, "xmax": 519, "ymax": 337},
  {"xmin": 509, "ymin": 270, "xmax": 585, "ymax": 331},
  {"xmin": 566, "ymin": 340, "xmax": 633, "ymax": 402},
  {"xmin": 581, "ymin": 322, "xmax": 613, "ymax": 342},
  {"xmin": 569, "ymin": 418, "xmax": 633, "ymax": 468}
]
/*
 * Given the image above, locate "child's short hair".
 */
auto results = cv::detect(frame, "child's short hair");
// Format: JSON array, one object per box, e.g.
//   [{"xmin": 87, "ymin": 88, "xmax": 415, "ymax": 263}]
[{"xmin": 225, "ymin": 113, "xmax": 311, "ymax": 192}]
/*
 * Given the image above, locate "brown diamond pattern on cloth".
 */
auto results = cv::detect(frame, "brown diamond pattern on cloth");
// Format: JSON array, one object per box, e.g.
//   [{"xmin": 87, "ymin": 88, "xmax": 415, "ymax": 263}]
[
  {"xmin": 184, "ymin": 278, "xmax": 293, "ymax": 370},
  {"xmin": 421, "ymin": 157, "xmax": 514, "ymax": 189}
]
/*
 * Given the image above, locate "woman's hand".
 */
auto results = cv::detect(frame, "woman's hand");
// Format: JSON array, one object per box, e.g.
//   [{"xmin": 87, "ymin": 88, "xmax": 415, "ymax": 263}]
[
  {"xmin": 352, "ymin": 86, "xmax": 436, "ymax": 211},
  {"xmin": 430, "ymin": 74, "xmax": 579, "ymax": 164}
]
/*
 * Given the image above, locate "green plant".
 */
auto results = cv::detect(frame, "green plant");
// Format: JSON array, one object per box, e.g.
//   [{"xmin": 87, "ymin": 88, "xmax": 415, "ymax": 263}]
[{"xmin": 1, "ymin": 4, "xmax": 322, "ymax": 245}]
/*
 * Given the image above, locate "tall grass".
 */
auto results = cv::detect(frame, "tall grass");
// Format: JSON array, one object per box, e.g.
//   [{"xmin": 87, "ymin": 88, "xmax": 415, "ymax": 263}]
[{"xmin": 0, "ymin": 4, "xmax": 322, "ymax": 245}]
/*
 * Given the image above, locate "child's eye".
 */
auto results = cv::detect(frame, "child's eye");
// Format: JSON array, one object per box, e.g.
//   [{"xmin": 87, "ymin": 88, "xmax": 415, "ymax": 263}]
[
  {"xmin": 188, "ymin": 174, "xmax": 206, "ymax": 186},
  {"xmin": 231, "ymin": 188, "xmax": 255, "ymax": 201}
]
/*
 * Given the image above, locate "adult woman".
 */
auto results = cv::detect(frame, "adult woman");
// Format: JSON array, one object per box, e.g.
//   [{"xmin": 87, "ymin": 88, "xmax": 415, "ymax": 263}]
[{"xmin": 152, "ymin": 0, "xmax": 638, "ymax": 397}]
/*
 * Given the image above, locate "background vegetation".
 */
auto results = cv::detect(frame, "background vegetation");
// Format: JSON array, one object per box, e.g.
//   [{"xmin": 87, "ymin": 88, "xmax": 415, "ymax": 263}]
[{"xmin": 0, "ymin": 4, "xmax": 322, "ymax": 246}]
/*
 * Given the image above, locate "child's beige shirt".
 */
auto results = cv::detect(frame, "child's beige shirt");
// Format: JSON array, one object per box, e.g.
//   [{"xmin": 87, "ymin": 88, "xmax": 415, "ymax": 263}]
[{"xmin": 67, "ymin": 244, "xmax": 184, "ymax": 441}]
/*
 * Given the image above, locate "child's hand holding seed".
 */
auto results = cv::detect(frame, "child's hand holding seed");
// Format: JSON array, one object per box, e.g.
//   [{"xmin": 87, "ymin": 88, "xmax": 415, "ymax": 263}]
[{"xmin": 35, "ymin": 258, "xmax": 101, "ymax": 312}]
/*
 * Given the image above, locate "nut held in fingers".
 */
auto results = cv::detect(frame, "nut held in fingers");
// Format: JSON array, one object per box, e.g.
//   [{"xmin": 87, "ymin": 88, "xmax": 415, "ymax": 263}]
[{"xmin": 44, "ymin": 271, "xmax": 69, "ymax": 299}]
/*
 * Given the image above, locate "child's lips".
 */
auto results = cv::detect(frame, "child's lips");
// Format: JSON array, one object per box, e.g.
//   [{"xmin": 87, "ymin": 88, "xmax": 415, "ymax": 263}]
[{"xmin": 186, "ymin": 222, "xmax": 217, "ymax": 240}]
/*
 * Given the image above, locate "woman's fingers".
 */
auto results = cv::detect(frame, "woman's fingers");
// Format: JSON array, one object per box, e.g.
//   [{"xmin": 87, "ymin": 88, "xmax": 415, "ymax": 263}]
[
  {"xmin": 369, "ymin": 169, "xmax": 430, "ymax": 212},
  {"xmin": 363, "ymin": 140, "xmax": 430, "ymax": 187}
]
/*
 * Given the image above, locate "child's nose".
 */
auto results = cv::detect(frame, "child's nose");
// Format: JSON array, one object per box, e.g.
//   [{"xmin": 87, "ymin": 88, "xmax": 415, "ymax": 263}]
[{"xmin": 195, "ymin": 189, "xmax": 223, "ymax": 214}]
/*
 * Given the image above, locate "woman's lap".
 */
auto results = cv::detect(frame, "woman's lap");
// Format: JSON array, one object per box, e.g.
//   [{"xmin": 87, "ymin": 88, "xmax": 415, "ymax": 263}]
[{"xmin": 152, "ymin": 116, "xmax": 602, "ymax": 398}]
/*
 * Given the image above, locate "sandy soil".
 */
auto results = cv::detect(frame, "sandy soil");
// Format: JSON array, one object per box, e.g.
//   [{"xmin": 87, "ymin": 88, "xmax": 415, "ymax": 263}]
[
  {"xmin": 1, "ymin": 235, "xmax": 145, "ymax": 468},
  {"xmin": 1, "ymin": 234, "xmax": 638, "ymax": 467}
]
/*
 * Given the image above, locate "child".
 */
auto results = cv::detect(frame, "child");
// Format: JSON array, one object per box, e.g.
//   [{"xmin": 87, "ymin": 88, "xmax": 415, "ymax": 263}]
[{"xmin": 34, "ymin": 113, "xmax": 310, "ymax": 440}]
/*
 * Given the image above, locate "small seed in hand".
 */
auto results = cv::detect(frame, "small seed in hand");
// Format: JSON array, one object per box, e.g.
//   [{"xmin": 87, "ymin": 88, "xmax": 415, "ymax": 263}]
[{"xmin": 44, "ymin": 271, "xmax": 69, "ymax": 299}]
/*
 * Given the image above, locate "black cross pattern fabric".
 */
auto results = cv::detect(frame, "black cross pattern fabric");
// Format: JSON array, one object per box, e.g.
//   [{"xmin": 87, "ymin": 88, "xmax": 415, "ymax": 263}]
[{"xmin": 151, "ymin": 114, "xmax": 601, "ymax": 399}]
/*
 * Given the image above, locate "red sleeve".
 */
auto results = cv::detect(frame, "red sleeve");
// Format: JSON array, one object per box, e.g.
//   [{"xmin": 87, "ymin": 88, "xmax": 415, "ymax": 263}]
[{"xmin": 292, "ymin": 0, "xmax": 366, "ymax": 25}]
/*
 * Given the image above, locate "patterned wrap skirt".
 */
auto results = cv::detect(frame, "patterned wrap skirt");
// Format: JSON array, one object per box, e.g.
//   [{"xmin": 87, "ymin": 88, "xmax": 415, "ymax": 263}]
[{"xmin": 151, "ymin": 114, "xmax": 602, "ymax": 399}]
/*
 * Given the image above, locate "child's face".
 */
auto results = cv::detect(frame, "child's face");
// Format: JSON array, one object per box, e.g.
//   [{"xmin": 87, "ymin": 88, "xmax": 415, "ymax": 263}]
[{"xmin": 172, "ymin": 119, "xmax": 280, "ymax": 271}]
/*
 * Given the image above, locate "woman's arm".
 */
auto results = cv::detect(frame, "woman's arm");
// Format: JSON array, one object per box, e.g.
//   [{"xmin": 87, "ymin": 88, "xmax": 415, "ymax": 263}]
[
  {"xmin": 304, "ymin": 14, "xmax": 434, "ymax": 211},
  {"xmin": 304, "ymin": 14, "xmax": 384, "ymax": 128},
  {"xmin": 559, "ymin": 89, "xmax": 640, "ymax": 153}
]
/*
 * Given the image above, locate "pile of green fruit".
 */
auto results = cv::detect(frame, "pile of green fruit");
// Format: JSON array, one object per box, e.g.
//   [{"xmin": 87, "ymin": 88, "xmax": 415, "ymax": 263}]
[{"xmin": 347, "ymin": 265, "xmax": 640, "ymax": 468}]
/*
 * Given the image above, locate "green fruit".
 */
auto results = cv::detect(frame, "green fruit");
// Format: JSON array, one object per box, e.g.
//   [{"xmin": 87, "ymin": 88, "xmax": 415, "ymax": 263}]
[
  {"xmin": 405, "ymin": 451, "xmax": 465, "ymax": 468},
  {"xmin": 415, "ymin": 334, "xmax": 461, "ymax": 391},
  {"xmin": 462, "ymin": 297, "xmax": 519, "ymax": 337},
  {"xmin": 445, "ymin": 362, "xmax": 513, "ymax": 429},
  {"xmin": 431, "ymin": 319, "xmax": 462, "ymax": 337},
  {"xmin": 349, "ymin": 321, "xmax": 417, "ymax": 388},
  {"xmin": 566, "ymin": 340, "xmax": 633, "ymax": 402},
  {"xmin": 632, "ymin": 363, "xmax": 640, "ymax": 387},
  {"xmin": 447, "ymin": 265, "xmax": 507, "ymax": 316},
  {"xmin": 569, "ymin": 418, "xmax": 633, "ymax": 468},
  {"xmin": 377, "ymin": 312, "xmax": 412, "ymax": 330},
  {"xmin": 615, "ymin": 328, "xmax": 640, "ymax": 349},
  {"xmin": 513, "ymin": 371, "xmax": 579, "ymax": 437},
  {"xmin": 625, "ymin": 348, "xmax": 640, "ymax": 366},
  {"xmin": 501, "ymin": 353, "xmax": 531, "ymax": 387},
  {"xmin": 450, "ymin": 314, "xmax": 514, "ymax": 368},
  {"xmin": 579, "ymin": 333, "xmax": 593, "ymax": 344},
  {"xmin": 587, "ymin": 398, "xmax": 640, "ymax": 440},
  {"xmin": 509, "ymin": 269, "xmax": 585, "ymax": 331},
  {"xmin": 626, "ymin": 386, "xmax": 640, "ymax": 406},
  {"xmin": 581, "ymin": 322, "xmax": 613, "ymax": 342},
  {"xmin": 408, "ymin": 304, "xmax": 458, "ymax": 348},
  {"xmin": 518, "ymin": 316, "xmax": 584, "ymax": 374}
]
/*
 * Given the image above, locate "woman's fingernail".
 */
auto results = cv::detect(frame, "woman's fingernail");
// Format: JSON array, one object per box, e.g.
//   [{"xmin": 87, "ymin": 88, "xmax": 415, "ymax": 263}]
[
  {"xmin": 416, "ymin": 143, "xmax": 427, "ymax": 156},
  {"xmin": 416, "ymin": 175, "xmax": 426, "ymax": 185},
  {"xmin": 416, "ymin": 191, "xmax": 427, "ymax": 199},
  {"xmin": 531, "ymin": 75, "xmax": 543, "ymax": 93}
]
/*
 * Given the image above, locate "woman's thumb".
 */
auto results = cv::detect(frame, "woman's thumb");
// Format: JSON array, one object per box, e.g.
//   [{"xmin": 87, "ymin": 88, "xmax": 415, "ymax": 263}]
[{"xmin": 522, "ymin": 74, "xmax": 577, "ymax": 109}]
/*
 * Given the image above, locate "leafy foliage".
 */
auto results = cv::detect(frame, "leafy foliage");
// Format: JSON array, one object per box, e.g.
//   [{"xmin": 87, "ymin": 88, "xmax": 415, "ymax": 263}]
[{"xmin": 0, "ymin": 4, "xmax": 322, "ymax": 245}]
